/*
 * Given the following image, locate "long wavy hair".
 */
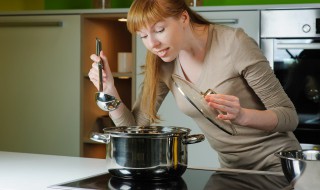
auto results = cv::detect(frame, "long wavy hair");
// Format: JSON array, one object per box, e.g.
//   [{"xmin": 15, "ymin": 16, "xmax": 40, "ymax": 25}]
[{"xmin": 127, "ymin": 0, "xmax": 210, "ymax": 123}]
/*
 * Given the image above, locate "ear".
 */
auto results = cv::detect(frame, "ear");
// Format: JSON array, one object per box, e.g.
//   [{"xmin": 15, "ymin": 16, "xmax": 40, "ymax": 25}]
[{"xmin": 180, "ymin": 10, "xmax": 190, "ymax": 25}]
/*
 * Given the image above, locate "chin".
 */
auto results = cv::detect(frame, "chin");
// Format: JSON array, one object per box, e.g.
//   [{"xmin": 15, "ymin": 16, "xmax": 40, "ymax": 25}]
[{"xmin": 159, "ymin": 56, "xmax": 176, "ymax": 63}]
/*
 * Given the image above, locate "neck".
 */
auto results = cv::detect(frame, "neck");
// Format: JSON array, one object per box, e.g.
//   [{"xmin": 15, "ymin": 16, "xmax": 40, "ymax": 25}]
[{"xmin": 180, "ymin": 24, "xmax": 209, "ymax": 63}]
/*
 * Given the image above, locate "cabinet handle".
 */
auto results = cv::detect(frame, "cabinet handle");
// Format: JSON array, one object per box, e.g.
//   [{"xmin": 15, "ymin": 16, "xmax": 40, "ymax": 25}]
[
  {"xmin": 277, "ymin": 43, "xmax": 320, "ymax": 50},
  {"xmin": 209, "ymin": 19, "xmax": 238, "ymax": 25},
  {"xmin": 0, "ymin": 21, "xmax": 63, "ymax": 27}
]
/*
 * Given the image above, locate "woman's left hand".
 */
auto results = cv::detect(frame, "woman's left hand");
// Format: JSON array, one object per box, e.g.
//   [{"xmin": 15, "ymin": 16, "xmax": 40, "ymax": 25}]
[{"xmin": 204, "ymin": 94, "xmax": 244, "ymax": 125}]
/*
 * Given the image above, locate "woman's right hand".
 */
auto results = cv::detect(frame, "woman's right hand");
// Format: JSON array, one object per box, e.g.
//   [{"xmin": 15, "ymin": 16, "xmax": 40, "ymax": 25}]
[{"xmin": 88, "ymin": 50, "xmax": 115, "ymax": 93}]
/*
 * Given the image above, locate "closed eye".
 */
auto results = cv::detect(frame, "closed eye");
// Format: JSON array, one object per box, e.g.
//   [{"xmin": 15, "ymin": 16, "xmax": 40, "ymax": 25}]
[
  {"xmin": 140, "ymin": 35, "xmax": 148, "ymax": 39},
  {"xmin": 156, "ymin": 28, "xmax": 164, "ymax": 33}
]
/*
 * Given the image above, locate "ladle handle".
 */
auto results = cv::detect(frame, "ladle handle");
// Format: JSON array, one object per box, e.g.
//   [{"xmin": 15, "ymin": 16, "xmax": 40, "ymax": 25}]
[{"xmin": 96, "ymin": 38, "xmax": 103, "ymax": 92}]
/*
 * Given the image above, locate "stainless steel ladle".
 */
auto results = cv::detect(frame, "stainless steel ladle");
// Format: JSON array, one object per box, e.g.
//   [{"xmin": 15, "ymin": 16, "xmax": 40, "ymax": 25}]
[{"xmin": 95, "ymin": 38, "xmax": 121, "ymax": 111}]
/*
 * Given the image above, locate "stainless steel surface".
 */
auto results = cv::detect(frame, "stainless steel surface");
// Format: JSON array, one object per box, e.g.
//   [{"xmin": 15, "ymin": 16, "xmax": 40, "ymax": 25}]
[
  {"xmin": 95, "ymin": 93, "xmax": 121, "ymax": 111},
  {"xmin": 90, "ymin": 126, "xmax": 205, "ymax": 179},
  {"xmin": 300, "ymin": 143, "xmax": 320, "ymax": 150},
  {"xmin": 261, "ymin": 8, "xmax": 320, "ymax": 68},
  {"xmin": 261, "ymin": 9, "xmax": 320, "ymax": 69},
  {"xmin": 208, "ymin": 19, "xmax": 238, "ymax": 25},
  {"xmin": 261, "ymin": 9, "xmax": 320, "ymax": 38},
  {"xmin": 275, "ymin": 150, "xmax": 320, "ymax": 189},
  {"xmin": 94, "ymin": 38, "xmax": 121, "ymax": 111},
  {"xmin": 96, "ymin": 38, "xmax": 103, "ymax": 92},
  {"xmin": 260, "ymin": 9, "xmax": 320, "ymax": 146},
  {"xmin": 172, "ymin": 74, "xmax": 237, "ymax": 135}
]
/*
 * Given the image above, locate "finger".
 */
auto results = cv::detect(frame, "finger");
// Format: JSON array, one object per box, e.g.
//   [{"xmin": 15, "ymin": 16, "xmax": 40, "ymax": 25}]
[
  {"xmin": 99, "ymin": 51, "xmax": 112, "ymax": 75},
  {"xmin": 206, "ymin": 94, "xmax": 237, "ymax": 103},
  {"xmin": 206, "ymin": 94, "xmax": 239, "ymax": 108},
  {"xmin": 209, "ymin": 102, "xmax": 230, "ymax": 113},
  {"xmin": 89, "ymin": 68, "xmax": 107, "ymax": 81},
  {"xmin": 91, "ymin": 62, "xmax": 99, "ymax": 69},
  {"xmin": 217, "ymin": 113, "xmax": 234, "ymax": 120},
  {"xmin": 90, "ymin": 54, "xmax": 101, "ymax": 62},
  {"xmin": 88, "ymin": 69, "xmax": 98, "ymax": 83}
]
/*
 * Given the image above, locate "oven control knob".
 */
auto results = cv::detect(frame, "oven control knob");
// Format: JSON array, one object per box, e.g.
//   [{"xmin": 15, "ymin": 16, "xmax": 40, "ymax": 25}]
[{"xmin": 302, "ymin": 24, "xmax": 311, "ymax": 33}]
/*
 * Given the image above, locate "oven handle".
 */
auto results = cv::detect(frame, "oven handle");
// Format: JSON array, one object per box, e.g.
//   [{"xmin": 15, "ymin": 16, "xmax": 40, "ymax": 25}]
[
  {"xmin": 0, "ymin": 21, "xmax": 63, "ymax": 27},
  {"xmin": 277, "ymin": 43, "xmax": 320, "ymax": 49},
  {"xmin": 208, "ymin": 19, "xmax": 239, "ymax": 25}
]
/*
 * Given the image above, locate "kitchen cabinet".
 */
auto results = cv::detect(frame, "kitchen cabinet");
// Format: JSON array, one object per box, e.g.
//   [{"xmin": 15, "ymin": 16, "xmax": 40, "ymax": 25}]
[
  {"xmin": 199, "ymin": 10, "xmax": 260, "ymax": 43},
  {"xmin": 135, "ymin": 10, "xmax": 260, "ymax": 168},
  {"xmin": 80, "ymin": 13, "xmax": 135, "ymax": 158},
  {"xmin": 0, "ymin": 15, "xmax": 81, "ymax": 156},
  {"xmin": 0, "ymin": 12, "xmax": 135, "ymax": 159}
]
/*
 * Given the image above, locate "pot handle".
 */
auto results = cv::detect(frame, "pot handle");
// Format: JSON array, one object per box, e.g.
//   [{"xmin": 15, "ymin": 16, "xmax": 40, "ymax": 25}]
[
  {"xmin": 90, "ymin": 132, "xmax": 110, "ymax": 144},
  {"xmin": 183, "ymin": 134, "xmax": 205, "ymax": 144}
]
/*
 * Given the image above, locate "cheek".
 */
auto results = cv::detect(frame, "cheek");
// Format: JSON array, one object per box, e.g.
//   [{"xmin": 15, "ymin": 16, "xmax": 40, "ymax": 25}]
[
  {"xmin": 166, "ymin": 28, "xmax": 184, "ymax": 47},
  {"xmin": 142, "ymin": 39, "xmax": 152, "ymax": 51}
]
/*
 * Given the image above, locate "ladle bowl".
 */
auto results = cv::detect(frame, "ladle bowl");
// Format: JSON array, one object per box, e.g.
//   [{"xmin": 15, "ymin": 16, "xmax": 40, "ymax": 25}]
[{"xmin": 95, "ymin": 92, "xmax": 121, "ymax": 111}]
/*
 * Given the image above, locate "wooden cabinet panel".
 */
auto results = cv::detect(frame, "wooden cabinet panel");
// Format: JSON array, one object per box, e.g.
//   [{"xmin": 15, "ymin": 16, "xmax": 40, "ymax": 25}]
[{"xmin": 80, "ymin": 14, "xmax": 134, "ymax": 158}]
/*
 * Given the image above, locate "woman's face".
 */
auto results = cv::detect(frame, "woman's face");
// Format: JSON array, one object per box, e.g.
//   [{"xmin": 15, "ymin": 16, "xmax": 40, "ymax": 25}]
[{"xmin": 137, "ymin": 13, "xmax": 188, "ymax": 62}]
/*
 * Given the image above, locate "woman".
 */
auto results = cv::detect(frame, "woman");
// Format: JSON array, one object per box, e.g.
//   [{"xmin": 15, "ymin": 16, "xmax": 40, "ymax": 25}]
[{"xmin": 88, "ymin": 0, "xmax": 301, "ymax": 172}]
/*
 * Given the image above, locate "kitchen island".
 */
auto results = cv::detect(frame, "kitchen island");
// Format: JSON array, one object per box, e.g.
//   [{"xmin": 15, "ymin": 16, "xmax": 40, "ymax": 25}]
[
  {"xmin": 0, "ymin": 151, "xmax": 296, "ymax": 190},
  {"xmin": 0, "ymin": 151, "xmax": 108, "ymax": 190}
]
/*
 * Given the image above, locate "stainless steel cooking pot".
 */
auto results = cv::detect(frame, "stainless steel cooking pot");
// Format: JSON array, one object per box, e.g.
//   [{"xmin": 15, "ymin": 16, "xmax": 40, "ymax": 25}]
[
  {"xmin": 275, "ymin": 149, "xmax": 320, "ymax": 190},
  {"xmin": 91, "ymin": 126, "xmax": 205, "ymax": 180}
]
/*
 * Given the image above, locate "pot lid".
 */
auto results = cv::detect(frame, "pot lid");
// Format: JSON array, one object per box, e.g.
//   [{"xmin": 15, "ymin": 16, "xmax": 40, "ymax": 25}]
[
  {"xmin": 103, "ymin": 126, "xmax": 191, "ymax": 137},
  {"xmin": 172, "ymin": 74, "xmax": 237, "ymax": 136}
]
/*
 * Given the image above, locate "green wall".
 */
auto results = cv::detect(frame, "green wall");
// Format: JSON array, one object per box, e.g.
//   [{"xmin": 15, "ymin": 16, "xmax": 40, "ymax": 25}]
[
  {"xmin": 203, "ymin": 0, "xmax": 320, "ymax": 6},
  {"xmin": 44, "ymin": 0, "xmax": 92, "ymax": 9},
  {"xmin": 44, "ymin": 0, "xmax": 133, "ymax": 9},
  {"xmin": 2, "ymin": 0, "xmax": 319, "ymax": 10},
  {"xmin": 0, "ymin": 0, "xmax": 43, "ymax": 11},
  {"xmin": 43, "ymin": 0, "xmax": 320, "ymax": 9}
]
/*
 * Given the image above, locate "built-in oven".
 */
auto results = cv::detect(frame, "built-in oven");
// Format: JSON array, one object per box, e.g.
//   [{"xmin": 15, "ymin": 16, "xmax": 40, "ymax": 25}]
[{"xmin": 261, "ymin": 9, "xmax": 320, "ymax": 146}]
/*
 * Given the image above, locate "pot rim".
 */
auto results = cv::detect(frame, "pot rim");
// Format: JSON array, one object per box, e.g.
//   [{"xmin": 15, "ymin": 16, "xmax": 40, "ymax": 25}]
[
  {"xmin": 274, "ymin": 149, "xmax": 320, "ymax": 162},
  {"xmin": 102, "ymin": 126, "xmax": 191, "ymax": 137}
]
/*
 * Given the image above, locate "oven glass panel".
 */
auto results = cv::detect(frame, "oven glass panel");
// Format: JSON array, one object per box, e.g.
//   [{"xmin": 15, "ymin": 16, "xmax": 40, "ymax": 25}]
[{"xmin": 273, "ymin": 39, "xmax": 320, "ymax": 126}]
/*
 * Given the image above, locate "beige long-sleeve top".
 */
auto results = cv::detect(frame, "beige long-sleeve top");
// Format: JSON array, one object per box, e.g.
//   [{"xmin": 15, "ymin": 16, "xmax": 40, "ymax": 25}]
[{"xmin": 112, "ymin": 24, "xmax": 301, "ymax": 172}]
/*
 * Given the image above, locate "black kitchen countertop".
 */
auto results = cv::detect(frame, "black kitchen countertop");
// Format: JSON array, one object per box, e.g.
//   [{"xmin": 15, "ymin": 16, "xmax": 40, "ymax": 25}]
[{"xmin": 50, "ymin": 168, "xmax": 293, "ymax": 190}]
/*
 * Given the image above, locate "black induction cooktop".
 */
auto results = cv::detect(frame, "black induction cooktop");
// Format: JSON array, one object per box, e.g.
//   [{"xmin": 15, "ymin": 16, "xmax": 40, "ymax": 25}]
[{"xmin": 49, "ymin": 168, "xmax": 292, "ymax": 190}]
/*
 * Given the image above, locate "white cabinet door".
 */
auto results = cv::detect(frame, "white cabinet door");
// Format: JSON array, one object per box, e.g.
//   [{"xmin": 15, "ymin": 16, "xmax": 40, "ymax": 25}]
[
  {"xmin": 199, "ymin": 10, "xmax": 260, "ymax": 44},
  {"xmin": 135, "ymin": 11, "xmax": 260, "ymax": 168},
  {"xmin": 0, "ymin": 15, "xmax": 81, "ymax": 156}
]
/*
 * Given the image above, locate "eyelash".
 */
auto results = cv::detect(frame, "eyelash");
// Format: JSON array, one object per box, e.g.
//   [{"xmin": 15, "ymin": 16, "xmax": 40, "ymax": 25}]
[
  {"xmin": 156, "ymin": 28, "xmax": 164, "ymax": 33},
  {"xmin": 140, "ymin": 28, "xmax": 165, "ymax": 39}
]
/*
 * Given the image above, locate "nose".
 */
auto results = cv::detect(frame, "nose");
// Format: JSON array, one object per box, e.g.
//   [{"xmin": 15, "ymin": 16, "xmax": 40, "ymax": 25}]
[{"xmin": 146, "ymin": 36, "xmax": 160, "ymax": 49}]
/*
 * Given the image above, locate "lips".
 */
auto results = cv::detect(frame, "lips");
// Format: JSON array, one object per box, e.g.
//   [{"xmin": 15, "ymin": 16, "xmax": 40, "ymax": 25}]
[{"xmin": 156, "ymin": 48, "xmax": 169, "ymax": 58}]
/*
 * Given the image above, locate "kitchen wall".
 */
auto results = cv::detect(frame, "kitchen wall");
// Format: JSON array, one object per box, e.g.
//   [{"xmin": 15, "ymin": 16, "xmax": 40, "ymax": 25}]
[
  {"xmin": 0, "ymin": 0, "xmax": 43, "ymax": 11},
  {"xmin": 43, "ymin": 0, "xmax": 132, "ymax": 10},
  {"xmin": 203, "ymin": 0, "xmax": 320, "ymax": 6},
  {"xmin": 43, "ymin": 0, "xmax": 320, "ymax": 9}
]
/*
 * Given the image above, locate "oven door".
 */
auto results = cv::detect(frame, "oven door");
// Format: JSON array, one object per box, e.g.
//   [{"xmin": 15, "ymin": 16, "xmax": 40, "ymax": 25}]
[{"xmin": 261, "ymin": 39, "xmax": 320, "ymax": 144}]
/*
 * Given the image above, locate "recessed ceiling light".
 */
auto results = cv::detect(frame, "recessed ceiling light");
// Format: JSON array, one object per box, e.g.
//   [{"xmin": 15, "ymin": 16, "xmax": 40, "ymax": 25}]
[{"xmin": 118, "ymin": 18, "xmax": 127, "ymax": 22}]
